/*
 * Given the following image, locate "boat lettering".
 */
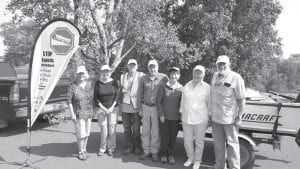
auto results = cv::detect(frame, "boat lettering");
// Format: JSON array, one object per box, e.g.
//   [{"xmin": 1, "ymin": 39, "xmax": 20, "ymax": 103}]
[{"xmin": 242, "ymin": 113, "xmax": 277, "ymax": 122}]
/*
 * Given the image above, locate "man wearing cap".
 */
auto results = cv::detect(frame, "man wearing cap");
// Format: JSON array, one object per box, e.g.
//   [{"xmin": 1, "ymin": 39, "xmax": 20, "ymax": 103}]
[
  {"xmin": 156, "ymin": 67, "xmax": 182, "ymax": 164},
  {"xmin": 180, "ymin": 65, "xmax": 210, "ymax": 169},
  {"xmin": 210, "ymin": 55, "xmax": 246, "ymax": 169},
  {"xmin": 137, "ymin": 59, "xmax": 168, "ymax": 162},
  {"xmin": 67, "ymin": 66, "xmax": 93, "ymax": 160},
  {"xmin": 120, "ymin": 59, "xmax": 144, "ymax": 155}
]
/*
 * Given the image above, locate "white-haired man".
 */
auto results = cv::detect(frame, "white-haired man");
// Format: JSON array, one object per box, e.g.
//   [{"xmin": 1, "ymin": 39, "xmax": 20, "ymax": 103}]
[
  {"xmin": 210, "ymin": 55, "xmax": 246, "ymax": 169},
  {"xmin": 137, "ymin": 59, "xmax": 168, "ymax": 162},
  {"xmin": 120, "ymin": 59, "xmax": 144, "ymax": 155}
]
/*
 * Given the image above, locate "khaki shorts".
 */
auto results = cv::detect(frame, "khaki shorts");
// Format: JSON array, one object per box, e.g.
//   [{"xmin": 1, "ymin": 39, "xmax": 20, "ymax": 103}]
[{"xmin": 74, "ymin": 118, "xmax": 92, "ymax": 138}]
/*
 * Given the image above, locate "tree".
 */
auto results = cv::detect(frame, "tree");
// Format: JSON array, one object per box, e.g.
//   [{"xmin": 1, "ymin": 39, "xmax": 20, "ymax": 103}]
[
  {"xmin": 3, "ymin": 0, "xmax": 185, "ymax": 75},
  {"xmin": 163, "ymin": 0, "xmax": 282, "ymax": 88},
  {"xmin": 0, "ymin": 20, "xmax": 39, "ymax": 66}
]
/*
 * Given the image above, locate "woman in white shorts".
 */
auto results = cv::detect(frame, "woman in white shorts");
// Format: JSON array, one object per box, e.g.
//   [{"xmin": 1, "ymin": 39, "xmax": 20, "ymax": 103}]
[{"xmin": 67, "ymin": 66, "xmax": 94, "ymax": 161}]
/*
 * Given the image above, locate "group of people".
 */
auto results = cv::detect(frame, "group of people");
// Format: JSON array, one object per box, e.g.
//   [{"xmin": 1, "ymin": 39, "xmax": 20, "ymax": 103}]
[{"xmin": 67, "ymin": 55, "xmax": 246, "ymax": 169}]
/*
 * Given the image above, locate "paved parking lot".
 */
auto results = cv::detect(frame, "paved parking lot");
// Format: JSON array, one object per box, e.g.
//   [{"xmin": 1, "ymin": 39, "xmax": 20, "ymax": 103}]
[{"xmin": 0, "ymin": 120, "xmax": 299, "ymax": 169}]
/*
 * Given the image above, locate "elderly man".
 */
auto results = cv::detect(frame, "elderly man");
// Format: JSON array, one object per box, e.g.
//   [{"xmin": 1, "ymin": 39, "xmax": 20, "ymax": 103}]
[
  {"xmin": 210, "ymin": 55, "xmax": 246, "ymax": 169},
  {"xmin": 137, "ymin": 59, "xmax": 168, "ymax": 162},
  {"xmin": 120, "ymin": 59, "xmax": 144, "ymax": 155}
]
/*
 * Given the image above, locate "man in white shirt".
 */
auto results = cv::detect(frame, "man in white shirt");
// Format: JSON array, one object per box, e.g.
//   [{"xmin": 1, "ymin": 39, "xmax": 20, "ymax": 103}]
[
  {"xmin": 210, "ymin": 55, "xmax": 246, "ymax": 169},
  {"xmin": 180, "ymin": 65, "xmax": 210, "ymax": 169}
]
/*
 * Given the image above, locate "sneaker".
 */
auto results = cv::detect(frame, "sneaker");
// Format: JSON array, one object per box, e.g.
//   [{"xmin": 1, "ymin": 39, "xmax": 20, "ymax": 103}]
[
  {"xmin": 193, "ymin": 161, "xmax": 201, "ymax": 169},
  {"xmin": 134, "ymin": 148, "xmax": 141, "ymax": 155},
  {"xmin": 97, "ymin": 151, "xmax": 105, "ymax": 156},
  {"xmin": 108, "ymin": 150, "xmax": 114, "ymax": 156},
  {"xmin": 168, "ymin": 155, "xmax": 176, "ymax": 164},
  {"xmin": 152, "ymin": 153, "xmax": 159, "ymax": 162},
  {"xmin": 161, "ymin": 156, "xmax": 168, "ymax": 163},
  {"xmin": 123, "ymin": 148, "xmax": 133, "ymax": 155},
  {"xmin": 139, "ymin": 153, "xmax": 150, "ymax": 160},
  {"xmin": 183, "ymin": 159, "xmax": 193, "ymax": 167},
  {"xmin": 78, "ymin": 152, "xmax": 87, "ymax": 161}
]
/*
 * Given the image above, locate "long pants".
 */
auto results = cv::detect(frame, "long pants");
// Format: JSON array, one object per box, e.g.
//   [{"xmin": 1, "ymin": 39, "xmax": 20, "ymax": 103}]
[
  {"xmin": 159, "ymin": 120, "xmax": 180, "ymax": 157},
  {"xmin": 212, "ymin": 121, "xmax": 240, "ymax": 169},
  {"xmin": 182, "ymin": 121, "xmax": 208, "ymax": 162},
  {"xmin": 98, "ymin": 113, "xmax": 117, "ymax": 152},
  {"xmin": 141, "ymin": 104, "xmax": 160, "ymax": 154},
  {"xmin": 122, "ymin": 112, "xmax": 141, "ymax": 150}
]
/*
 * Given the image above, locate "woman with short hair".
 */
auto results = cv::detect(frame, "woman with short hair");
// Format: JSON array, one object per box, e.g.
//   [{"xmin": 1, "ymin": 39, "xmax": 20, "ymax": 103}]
[
  {"xmin": 94, "ymin": 65, "xmax": 120, "ymax": 156},
  {"xmin": 157, "ymin": 67, "xmax": 182, "ymax": 164},
  {"xmin": 180, "ymin": 65, "xmax": 210, "ymax": 169},
  {"xmin": 67, "ymin": 66, "xmax": 94, "ymax": 161}
]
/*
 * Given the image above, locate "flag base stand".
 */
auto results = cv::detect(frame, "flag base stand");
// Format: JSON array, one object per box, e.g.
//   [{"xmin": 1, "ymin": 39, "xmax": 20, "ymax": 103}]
[{"xmin": 0, "ymin": 119, "xmax": 47, "ymax": 169}]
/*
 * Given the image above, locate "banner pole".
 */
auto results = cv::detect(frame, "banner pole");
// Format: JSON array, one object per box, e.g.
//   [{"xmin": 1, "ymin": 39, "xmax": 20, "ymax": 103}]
[{"xmin": 25, "ymin": 118, "xmax": 31, "ymax": 164}]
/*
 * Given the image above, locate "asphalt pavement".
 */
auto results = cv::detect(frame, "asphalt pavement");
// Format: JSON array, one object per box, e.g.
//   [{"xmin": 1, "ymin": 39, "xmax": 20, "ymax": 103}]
[{"xmin": 0, "ymin": 120, "xmax": 299, "ymax": 169}]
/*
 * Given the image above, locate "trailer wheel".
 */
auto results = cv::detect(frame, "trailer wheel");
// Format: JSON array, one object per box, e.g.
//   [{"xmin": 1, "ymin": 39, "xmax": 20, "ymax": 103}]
[{"xmin": 239, "ymin": 139, "xmax": 255, "ymax": 169}]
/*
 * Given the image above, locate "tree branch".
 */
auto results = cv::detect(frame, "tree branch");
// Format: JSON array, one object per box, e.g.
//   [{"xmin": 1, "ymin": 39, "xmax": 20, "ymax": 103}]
[
  {"xmin": 110, "ymin": 42, "xmax": 136, "ymax": 72},
  {"xmin": 80, "ymin": 48, "xmax": 100, "ymax": 64},
  {"xmin": 121, "ymin": 42, "xmax": 136, "ymax": 58},
  {"xmin": 86, "ymin": 0, "xmax": 108, "ymax": 60},
  {"xmin": 108, "ymin": 37, "xmax": 124, "ymax": 49}
]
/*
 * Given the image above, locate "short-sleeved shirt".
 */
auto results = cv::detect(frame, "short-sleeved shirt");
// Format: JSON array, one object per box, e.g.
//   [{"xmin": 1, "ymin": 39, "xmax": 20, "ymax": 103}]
[
  {"xmin": 156, "ymin": 82, "xmax": 182, "ymax": 120},
  {"xmin": 94, "ymin": 79, "xmax": 120, "ymax": 109},
  {"xmin": 67, "ymin": 81, "xmax": 94, "ymax": 119},
  {"xmin": 211, "ymin": 70, "xmax": 246, "ymax": 124},
  {"xmin": 137, "ymin": 73, "xmax": 168, "ymax": 109},
  {"xmin": 180, "ymin": 81, "xmax": 210, "ymax": 125}
]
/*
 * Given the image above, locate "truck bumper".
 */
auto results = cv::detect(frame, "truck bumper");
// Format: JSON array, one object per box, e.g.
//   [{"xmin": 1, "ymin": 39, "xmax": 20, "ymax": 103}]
[
  {"xmin": 296, "ymin": 128, "xmax": 300, "ymax": 147},
  {"xmin": 0, "ymin": 118, "xmax": 8, "ymax": 129}
]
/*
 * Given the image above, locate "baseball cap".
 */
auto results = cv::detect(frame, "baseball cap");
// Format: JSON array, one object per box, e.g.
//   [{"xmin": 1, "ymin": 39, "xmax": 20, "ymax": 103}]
[
  {"xmin": 127, "ymin": 59, "xmax": 137, "ymax": 65},
  {"xmin": 216, "ymin": 55, "xmax": 230, "ymax": 64},
  {"xmin": 193, "ymin": 65, "xmax": 205, "ymax": 74},
  {"xmin": 100, "ymin": 65, "xmax": 111, "ymax": 71},
  {"xmin": 76, "ymin": 66, "xmax": 89, "ymax": 78},
  {"xmin": 169, "ymin": 67, "xmax": 180, "ymax": 73},
  {"xmin": 148, "ymin": 60, "xmax": 158, "ymax": 66},
  {"xmin": 77, "ymin": 66, "xmax": 88, "ymax": 74}
]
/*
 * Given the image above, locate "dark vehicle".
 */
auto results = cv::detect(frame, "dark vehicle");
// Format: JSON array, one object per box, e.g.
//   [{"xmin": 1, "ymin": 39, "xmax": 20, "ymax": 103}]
[{"xmin": 0, "ymin": 62, "xmax": 69, "ymax": 128}]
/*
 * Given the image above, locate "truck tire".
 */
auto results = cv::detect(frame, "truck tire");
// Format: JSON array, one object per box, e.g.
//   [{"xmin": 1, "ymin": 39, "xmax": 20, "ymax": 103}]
[{"xmin": 239, "ymin": 139, "xmax": 255, "ymax": 169}]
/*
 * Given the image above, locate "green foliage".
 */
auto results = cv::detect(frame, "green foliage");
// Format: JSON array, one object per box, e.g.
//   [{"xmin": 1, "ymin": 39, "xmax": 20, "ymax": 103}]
[
  {"xmin": 266, "ymin": 58, "xmax": 300, "ymax": 92},
  {"xmin": 0, "ymin": 20, "xmax": 39, "ymax": 66},
  {"xmin": 1, "ymin": 0, "xmax": 286, "ymax": 91},
  {"xmin": 163, "ymin": 0, "xmax": 283, "ymax": 87},
  {"xmin": 2, "ymin": 0, "xmax": 186, "ymax": 74}
]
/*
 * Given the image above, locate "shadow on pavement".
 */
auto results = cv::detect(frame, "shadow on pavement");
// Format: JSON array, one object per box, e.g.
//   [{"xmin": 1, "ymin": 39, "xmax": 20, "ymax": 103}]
[
  {"xmin": 19, "ymin": 142, "xmax": 78, "ymax": 158},
  {"xmin": 0, "ymin": 120, "xmax": 51, "ymax": 137},
  {"xmin": 255, "ymin": 154, "xmax": 291, "ymax": 164},
  {"xmin": 84, "ymin": 131, "xmax": 216, "ymax": 169}
]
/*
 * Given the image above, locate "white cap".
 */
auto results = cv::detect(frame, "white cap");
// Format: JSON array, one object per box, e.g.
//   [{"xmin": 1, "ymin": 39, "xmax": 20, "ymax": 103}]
[
  {"xmin": 216, "ymin": 55, "xmax": 230, "ymax": 64},
  {"xmin": 76, "ymin": 66, "xmax": 89, "ymax": 78},
  {"xmin": 193, "ymin": 65, "xmax": 205, "ymax": 74},
  {"xmin": 127, "ymin": 59, "xmax": 137, "ymax": 65},
  {"xmin": 148, "ymin": 59, "xmax": 158, "ymax": 66},
  {"xmin": 100, "ymin": 65, "xmax": 111, "ymax": 71},
  {"xmin": 77, "ymin": 66, "xmax": 88, "ymax": 74}
]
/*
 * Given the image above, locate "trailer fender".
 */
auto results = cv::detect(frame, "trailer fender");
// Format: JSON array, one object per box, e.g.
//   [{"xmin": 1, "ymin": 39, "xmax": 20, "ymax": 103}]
[
  {"xmin": 238, "ymin": 133, "xmax": 256, "ymax": 147},
  {"xmin": 238, "ymin": 133, "xmax": 256, "ymax": 169}
]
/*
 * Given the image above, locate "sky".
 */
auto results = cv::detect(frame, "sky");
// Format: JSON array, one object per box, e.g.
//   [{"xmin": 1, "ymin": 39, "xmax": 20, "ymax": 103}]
[{"xmin": 0, "ymin": 0, "xmax": 300, "ymax": 59}]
